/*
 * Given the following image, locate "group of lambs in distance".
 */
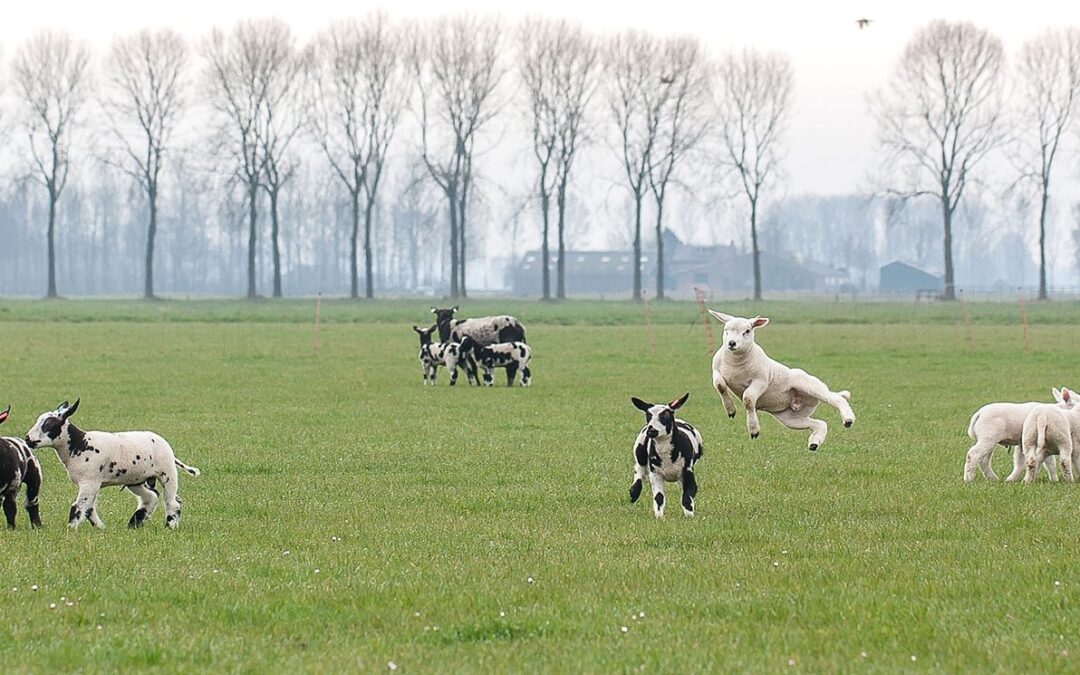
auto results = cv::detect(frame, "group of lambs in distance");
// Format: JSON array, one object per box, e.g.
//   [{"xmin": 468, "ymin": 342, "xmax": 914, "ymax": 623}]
[
  {"xmin": 412, "ymin": 306, "xmax": 533, "ymax": 387},
  {"xmin": 0, "ymin": 400, "xmax": 200, "ymax": 530}
]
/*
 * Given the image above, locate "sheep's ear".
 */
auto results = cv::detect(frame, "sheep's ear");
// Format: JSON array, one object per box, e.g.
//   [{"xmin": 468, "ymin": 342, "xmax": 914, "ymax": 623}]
[
  {"xmin": 452, "ymin": 305, "xmax": 459, "ymax": 313},
  {"xmin": 1053, "ymin": 387, "xmax": 1064, "ymax": 404},
  {"xmin": 56, "ymin": 401, "xmax": 69, "ymax": 412},
  {"xmin": 631, "ymin": 397, "xmax": 652, "ymax": 412},
  {"xmin": 707, "ymin": 309, "xmax": 732, "ymax": 323},
  {"xmin": 0, "ymin": 405, "xmax": 9, "ymax": 425},
  {"xmin": 669, "ymin": 393, "xmax": 690, "ymax": 410},
  {"xmin": 751, "ymin": 316, "xmax": 770, "ymax": 328},
  {"xmin": 430, "ymin": 306, "xmax": 438, "ymax": 314},
  {"xmin": 1064, "ymin": 389, "xmax": 1073, "ymax": 404},
  {"xmin": 61, "ymin": 398, "xmax": 80, "ymax": 420},
  {"xmin": 412, "ymin": 325, "xmax": 423, "ymax": 333}
]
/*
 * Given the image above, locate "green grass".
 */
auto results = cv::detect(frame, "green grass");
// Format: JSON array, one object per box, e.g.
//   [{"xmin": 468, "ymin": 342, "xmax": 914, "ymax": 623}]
[{"xmin": 1, "ymin": 300, "xmax": 1078, "ymax": 672}]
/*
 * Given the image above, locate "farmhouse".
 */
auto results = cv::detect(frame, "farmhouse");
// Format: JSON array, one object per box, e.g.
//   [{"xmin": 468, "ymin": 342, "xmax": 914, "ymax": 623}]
[{"xmin": 879, "ymin": 261, "xmax": 943, "ymax": 296}]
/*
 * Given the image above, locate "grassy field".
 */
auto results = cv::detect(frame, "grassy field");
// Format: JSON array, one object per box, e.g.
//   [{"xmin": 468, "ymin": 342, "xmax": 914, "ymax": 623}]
[{"xmin": 1, "ymin": 299, "xmax": 1079, "ymax": 672}]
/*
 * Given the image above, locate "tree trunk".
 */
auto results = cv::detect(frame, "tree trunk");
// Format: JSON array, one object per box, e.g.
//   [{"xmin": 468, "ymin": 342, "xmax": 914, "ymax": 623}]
[
  {"xmin": 750, "ymin": 198, "xmax": 762, "ymax": 301},
  {"xmin": 270, "ymin": 189, "xmax": 282, "ymax": 298},
  {"xmin": 448, "ymin": 192, "xmax": 459, "ymax": 299},
  {"xmin": 655, "ymin": 196, "xmax": 665, "ymax": 300},
  {"xmin": 247, "ymin": 178, "xmax": 258, "ymax": 299},
  {"xmin": 46, "ymin": 188, "xmax": 58, "ymax": 299},
  {"xmin": 350, "ymin": 191, "xmax": 360, "ymax": 299},
  {"xmin": 1038, "ymin": 183, "xmax": 1049, "ymax": 300},
  {"xmin": 556, "ymin": 184, "xmax": 567, "ymax": 300},
  {"xmin": 541, "ymin": 191, "xmax": 551, "ymax": 300},
  {"xmin": 942, "ymin": 198, "xmax": 956, "ymax": 300},
  {"xmin": 458, "ymin": 193, "xmax": 468, "ymax": 299},
  {"xmin": 364, "ymin": 194, "xmax": 376, "ymax": 299},
  {"xmin": 145, "ymin": 188, "xmax": 157, "ymax": 299},
  {"xmin": 633, "ymin": 192, "xmax": 642, "ymax": 302}
]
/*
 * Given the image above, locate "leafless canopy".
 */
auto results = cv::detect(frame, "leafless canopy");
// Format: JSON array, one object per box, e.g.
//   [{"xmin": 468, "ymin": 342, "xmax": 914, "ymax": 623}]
[
  {"xmin": 519, "ymin": 17, "xmax": 601, "ymax": 299},
  {"xmin": 1014, "ymin": 28, "xmax": 1080, "ymax": 299},
  {"xmin": 873, "ymin": 20, "xmax": 1006, "ymax": 300},
  {"xmin": 412, "ymin": 15, "xmax": 506, "ymax": 299},
  {"xmin": 12, "ymin": 30, "xmax": 92, "ymax": 298},
  {"xmin": 713, "ymin": 48, "xmax": 793, "ymax": 301},
  {"xmin": 310, "ymin": 13, "xmax": 410, "ymax": 299},
  {"xmin": 104, "ymin": 29, "xmax": 189, "ymax": 299}
]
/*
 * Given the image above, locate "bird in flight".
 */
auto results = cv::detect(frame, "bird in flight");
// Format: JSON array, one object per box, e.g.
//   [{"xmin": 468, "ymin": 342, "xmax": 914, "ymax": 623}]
[{"xmin": 856, "ymin": 18, "xmax": 872, "ymax": 29}]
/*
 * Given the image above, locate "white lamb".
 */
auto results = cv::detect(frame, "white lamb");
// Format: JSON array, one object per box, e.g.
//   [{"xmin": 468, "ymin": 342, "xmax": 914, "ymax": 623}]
[
  {"xmin": 708, "ymin": 310, "xmax": 855, "ymax": 451},
  {"xmin": 1022, "ymin": 388, "xmax": 1080, "ymax": 484},
  {"xmin": 963, "ymin": 388, "xmax": 1074, "ymax": 482}
]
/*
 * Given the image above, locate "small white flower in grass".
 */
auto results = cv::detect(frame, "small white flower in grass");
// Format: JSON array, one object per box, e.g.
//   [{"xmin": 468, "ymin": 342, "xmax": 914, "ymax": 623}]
[
  {"xmin": 499, "ymin": 611, "xmax": 505, "ymax": 618},
  {"xmin": 860, "ymin": 651, "xmax": 867, "ymax": 659},
  {"xmin": 314, "ymin": 569, "xmax": 320, "ymax": 575},
  {"xmin": 387, "ymin": 661, "xmax": 398, "ymax": 671},
  {"xmin": 331, "ymin": 536, "xmax": 340, "ymax": 542},
  {"xmin": 49, "ymin": 603, "xmax": 56, "ymax": 609},
  {"xmin": 65, "ymin": 601, "xmax": 74, "ymax": 607},
  {"xmin": 1055, "ymin": 580, "xmax": 1061, "ymax": 587},
  {"xmin": 781, "ymin": 550, "xmax": 788, "ymax": 555},
  {"xmin": 638, "ymin": 612, "xmax": 645, "ymax": 619},
  {"xmin": 11, "ymin": 587, "xmax": 16, "ymax": 592},
  {"xmin": 527, "ymin": 576, "xmax": 534, "ymax": 584},
  {"xmin": 787, "ymin": 658, "xmax": 795, "ymax": 667},
  {"xmin": 414, "ymin": 612, "xmax": 420, "ymax": 618},
  {"xmin": 213, "ymin": 569, "xmax": 219, "ymax": 574},
  {"xmin": 773, "ymin": 561, "xmax": 780, "ymax": 568},
  {"xmin": 31, "ymin": 584, "xmax": 38, "ymax": 592},
  {"xmin": 283, "ymin": 550, "xmax": 290, "ymax": 557},
  {"xmin": 96, "ymin": 625, "xmax": 102, "ymax": 631},
  {"xmin": 620, "ymin": 626, "xmax": 629, "ymax": 633},
  {"xmin": 910, "ymin": 655, "xmax": 916, "ymax": 662},
  {"xmin": 61, "ymin": 596, "xmax": 67, "ymax": 602}
]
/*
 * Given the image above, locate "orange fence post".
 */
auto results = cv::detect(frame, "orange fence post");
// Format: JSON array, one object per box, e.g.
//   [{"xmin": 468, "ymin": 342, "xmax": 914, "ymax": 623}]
[
  {"xmin": 960, "ymin": 290, "xmax": 974, "ymax": 351},
  {"xmin": 1017, "ymin": 289, "xmax": 1031, "ymax": 353},
  {"xmin": 642, "ymin": 290, "xmax": 656, "ymax": 354},
  {"xmin": 694, "ymin": 287, "xmax": 715, "ymax": 355}
]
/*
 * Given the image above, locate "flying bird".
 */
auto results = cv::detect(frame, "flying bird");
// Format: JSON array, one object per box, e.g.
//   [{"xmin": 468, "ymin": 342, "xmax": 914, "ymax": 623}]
[{"xmin": 856, "ymin": 18, "xmax": 873, "ymax": 29}]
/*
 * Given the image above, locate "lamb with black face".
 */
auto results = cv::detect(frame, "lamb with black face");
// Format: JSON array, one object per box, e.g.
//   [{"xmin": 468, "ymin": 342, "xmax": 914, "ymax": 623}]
[{"xmin": 628, "ymin": 393, "xmax": 703, "ymax": 519}]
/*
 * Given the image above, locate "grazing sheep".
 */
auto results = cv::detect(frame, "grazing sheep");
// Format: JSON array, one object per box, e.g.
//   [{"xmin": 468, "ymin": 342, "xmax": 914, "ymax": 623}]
[
  {"xmin": 430, "ymin": 306, "xmax": 527, "ymax": 345},
  {"xmin": 963, "ymin": 388, "xmax": 1073, "ymax": 482},
  {"xmin": 459, "ymin": 336, "xmax": 532, "ymax": 387},
  {"xmin": 0, "ymin": 405, "xmax": 43, "ymax": 529},
  {"xmin": 1022, "ymin": 388, "xmax": 1080, "ymax": 484},
  {"xmin": 25, "ymin": 400, "xmax": 200, "ymax": 529},
  {"xmin": 629, "ymin": 393, "xmax": 703, "ymax": 518},
  {"xmin": 708, "ymin": 310, "xmax": 855, "ymax": 451},
  {"xmin": 412, "ymin": 325, "xmax": 470, "ymax": 385}
]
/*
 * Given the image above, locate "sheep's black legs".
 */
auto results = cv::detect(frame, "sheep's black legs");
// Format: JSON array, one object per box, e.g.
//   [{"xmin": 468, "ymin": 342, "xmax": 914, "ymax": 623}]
[
  {"xmin": 126, "ymin": 481, "xmax": 160, "ymax": 528},
  {"xmin": 630, "ymin": 440, "xmax": 649, "ymax": 503},
  {"xmin": 505, "ymin": 363, "xmax": 519, "ymax": 387},
  {"xmin": 2, "ymin": 492, "xmax": 16, "ymax": 529},
  {"xmin": 680, "ymin": 469, "xmax": 697, "ymax": 517},
  {"xmin": 23, "ymin": 459, "xmax": 43, "ymax": 528}
]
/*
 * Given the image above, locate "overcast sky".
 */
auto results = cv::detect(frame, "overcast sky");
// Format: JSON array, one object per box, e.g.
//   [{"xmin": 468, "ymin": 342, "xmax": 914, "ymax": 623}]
[{"xmin": 4, "ymin": 0, "xmax": 1080, "ymax": 195}]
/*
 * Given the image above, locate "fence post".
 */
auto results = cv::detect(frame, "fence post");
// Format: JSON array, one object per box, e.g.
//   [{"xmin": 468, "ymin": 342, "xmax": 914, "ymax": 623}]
[
  {"xmin": 313, "ymin": 293, "xmax": 322, "ymax": 355},
  {"xmin": 642, "ymin": 290, "xmax": 656, "ymax": 354},
  {"xmin": 960, "ymin": 290, "xmax": 974, "ymax": 351},
  {"xmin": 1016, "ymin": 289, "xmax": 1031, "ymax": 353},
  {"xmin": 694, "ymin": 286, "xmax": 715, "ymax": 355}
]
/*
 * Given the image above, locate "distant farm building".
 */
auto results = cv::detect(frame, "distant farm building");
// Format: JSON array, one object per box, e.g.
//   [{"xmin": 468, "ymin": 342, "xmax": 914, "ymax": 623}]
[
  {"xmin": 511, "ymin": 232, "xmax": 850, "ymax": 297},
  {"xmin": 879, "ymin": 261, "xmax": 943, "ymax": 295}
]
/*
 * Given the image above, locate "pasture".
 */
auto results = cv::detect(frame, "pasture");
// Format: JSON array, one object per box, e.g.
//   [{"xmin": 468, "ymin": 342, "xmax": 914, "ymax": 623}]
[{"xmin": 1, "ymin": 298, "xmax": 1079, "ymax": 672}]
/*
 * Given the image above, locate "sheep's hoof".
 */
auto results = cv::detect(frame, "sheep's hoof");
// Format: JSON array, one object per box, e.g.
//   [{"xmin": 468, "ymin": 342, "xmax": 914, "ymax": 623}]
[
  {"xmin": 808, "ymin": 443, "xmax": 819, "ymax": 452},
  {"xmin": 727, "ymin": 412, "xmax": 736, "ymax": 419},
  {"xmin": 843, "ymin": 420, "xmax": 854, "ymax": 428},
  {"xmin": 750, "ymin": 432, "xmax": 759, "ymax": 439}
]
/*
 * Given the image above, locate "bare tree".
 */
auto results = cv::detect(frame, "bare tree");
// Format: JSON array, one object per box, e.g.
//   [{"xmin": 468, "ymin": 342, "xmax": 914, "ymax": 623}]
[
  {"xmin": 254, "ymin": 22, "xmax": 304, "ymax": 298},
  {"xmin": 310, "ymin": 14, "xmax": 410, "ymax": 299},
  {"xmin": 713, "ymin": 48, "xmax": 793, "ymax": 301},
  {"xmin": 520, "ymin": 18, "xmax": 600, "ymax": 300},
  {"xmin": 12, "ymin": 30, "xmax": 91, "ymax": 298},
  {"xmin": 607, "ymin": 31, "xmax": 665, "ymax": 301},
  {"xmin": 872, "ymin": 20, "xmax": 1006, "ymax": 300},
  {"xmin": 104, "ymin": 29, "xmax": 188, "ymax": 299},
  {"xmin": 1013, "ymin": 29, "xmax": 1080, "ymax": 300},
  {"xmin": 203, "ymin": 20, "xmax": 280, "ymax": 299},
  {"xmin": 648, "ymin": 37, "xmax": 710, "ymax": 299},
  {"xmin": 411, "ymin": 15, "xmax": 505, "ymax": 299}
]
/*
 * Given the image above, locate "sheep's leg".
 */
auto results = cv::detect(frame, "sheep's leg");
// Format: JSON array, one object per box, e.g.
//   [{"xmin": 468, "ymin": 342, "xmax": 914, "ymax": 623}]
[
  {"xmin": 965, "ymin": 439, "xmax": 999, "ymax": 482},
  {"xmin": 648, "ymin": 471, "xmax": 666, "ymax": 519},
  {"xmin": 162, "ymin": 468, "xmax": 182, "ymax": 529},
  {"xmin": 1004, "ymin": 445, "xmax": 1025, "ymax": 482},
  {"xmin": 1023, "ymin": 443, "xmax": 1044, "ymax": 484},
  {"xmin": 86, "ymin": 497, "xmax": 105, "ymax": 529},
  {"xmin": 680, "ymin": 468, "xmax": 697, "ymax": 517},
  {"xmin": 742, "ymin": 379, "xmax": 769, "ymax": 439},
  {"xmin": 773, "ymin": 408, "xmax": 829, "ymax": 451},
  {"xmin": 791, "ymin": 369, "xmax": 855, "ymax": 427},
  {"xmin": 2, "ymin": 490, "xmax": 16, "ymax": 529},
  {"xmin": 23, "ymin": 458, "xmax": 42, "ymax": 528},
  {"xmin": 712, "ymin": 372, "xmax": 737, "ymax": 418},
  {"xmin": 520, "ymin": 365, "xmax": 532, "ymax": 387},
  {"xmin": 630, "ymin": 439, "xmax": 649, "ymax": 503},
  {"xmin": 1044, "ymin": 456, "xmax": 1059, "ymax": 482},
  {"xmin": 505, "ymin": 362, "xmax": 519, "ymax": 387},
  {"xmin": 482, "ymin": 365, "xmax": 495, "ymax": 387},
  {"xmin": 125, "ymin": 482, "xmax": 160, "ymax": 529},
  {"xmin": 69, "ymin": 484, "xmax": 100, "ymax": 529},
  {"xmin": 1060, "ymin": 439, "xmax": 1075, "ymax": 483}
]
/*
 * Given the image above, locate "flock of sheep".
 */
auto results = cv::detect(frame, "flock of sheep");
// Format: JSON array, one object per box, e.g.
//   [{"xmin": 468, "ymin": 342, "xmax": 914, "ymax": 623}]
[
  {"xmin": 0, "ymin": 400, "xmax": 200, "ymax": 530},
  {"xmin": 412, "ymin": 306, "xmax": 532, "ymax": 387}
]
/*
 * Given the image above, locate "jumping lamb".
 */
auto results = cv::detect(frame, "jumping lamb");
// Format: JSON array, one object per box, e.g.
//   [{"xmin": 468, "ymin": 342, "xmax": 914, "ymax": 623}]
[
  {"xmin": 0, "ymin": 405, "xmax": 43, "ymax": 529},
  {"xmin": 708, "ymin": 310, "xmax": 855, "ymax": 451},
  {"xmin": 963, "ymin": 388, "xmax": 1074, "ymax": 482},
  {"xmin": 629, "ymin": 393, "xmax": 703, "ymax": 518},
  {"xmin": 459, "ymin": 336, "xmax": 532, "ymax": 387},
  {"xmin": 412, "ymin": 325, "xmax": 470, "ymax": 385},
  {"xmin": 1022, "ymin": 388, "xmax": 1080, "ymax": 484},
  {"xmin": 25, "ymin": 400, "xmax": 201, "ymax": 529}
]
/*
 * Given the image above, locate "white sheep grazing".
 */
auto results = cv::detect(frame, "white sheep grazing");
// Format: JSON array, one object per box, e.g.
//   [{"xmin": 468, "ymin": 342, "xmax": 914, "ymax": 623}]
[
  {"xmin": 1022, "ymin": 388, "xmax": 1080, "ymax": 484},
  {"xmin": 25, "ymin": 400, "xmax": 201, "ymax": 529},
  {"xmin": 963, "ymin": 388, "xmax": 1074, "ymax": 482},
  {"xmin": 708, "ymin": 310, "xmax": 855, "ymax": 451}
]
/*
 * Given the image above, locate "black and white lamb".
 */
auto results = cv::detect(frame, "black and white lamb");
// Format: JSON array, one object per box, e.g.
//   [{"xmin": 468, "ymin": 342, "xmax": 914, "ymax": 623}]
[
  {"xmin": 629, "ymin": 393, "xmax": 703, "ymax": 518},
  {"xmin": 0, "ymin": 405, "xmax": 43, "ymax": 529},
  {"xmin": 412, "ymin": 325, "xmax": 470, "ymax": 385},
  {"xmin": 459, "ymin": 336, "xmax": 532, "ymax": 387},
  {"xmin": 431, "ymin": 306, "xmax": 527, "ymax": 345}
]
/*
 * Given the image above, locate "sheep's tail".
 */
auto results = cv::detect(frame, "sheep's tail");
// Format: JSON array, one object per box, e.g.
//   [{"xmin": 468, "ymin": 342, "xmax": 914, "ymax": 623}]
[
  {"xmin": 1036, "ymin": 414, "xmax": 1048, "ymax": 455},
  {"xmin": 838, "ymin": 390, "xmax": 851, "ymax": 401},
  {"xmin": 967, "ymin": 412, "xmax": 980, "ymax": 440},
  {"xmin": 175, "ymin": 458, "xmax": 201, "ymax": 477}
]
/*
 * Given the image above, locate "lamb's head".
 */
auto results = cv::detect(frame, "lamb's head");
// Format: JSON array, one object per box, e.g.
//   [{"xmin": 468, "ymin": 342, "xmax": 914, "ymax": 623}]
[
  {"xmin": 632, "ymin": 393, "xmax": 689, "ymax": 439},
  {"xmin": 708, "ymin": 309, "xmax": 769, "ymax": 354},
  {"xmin": 0, "ymin": 405, "xmax": 9, "ymax": 426},
  {"xmin": 25, "ymin": 399, "xmax": 79, "ymax": 449},
  {"xmin": 412, "ymin": 324, "xmax": 436, "ymax": 347},
  {"xmin": 1053, "ymin": 387, "xmax": 1079, "ymax": 409}
]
